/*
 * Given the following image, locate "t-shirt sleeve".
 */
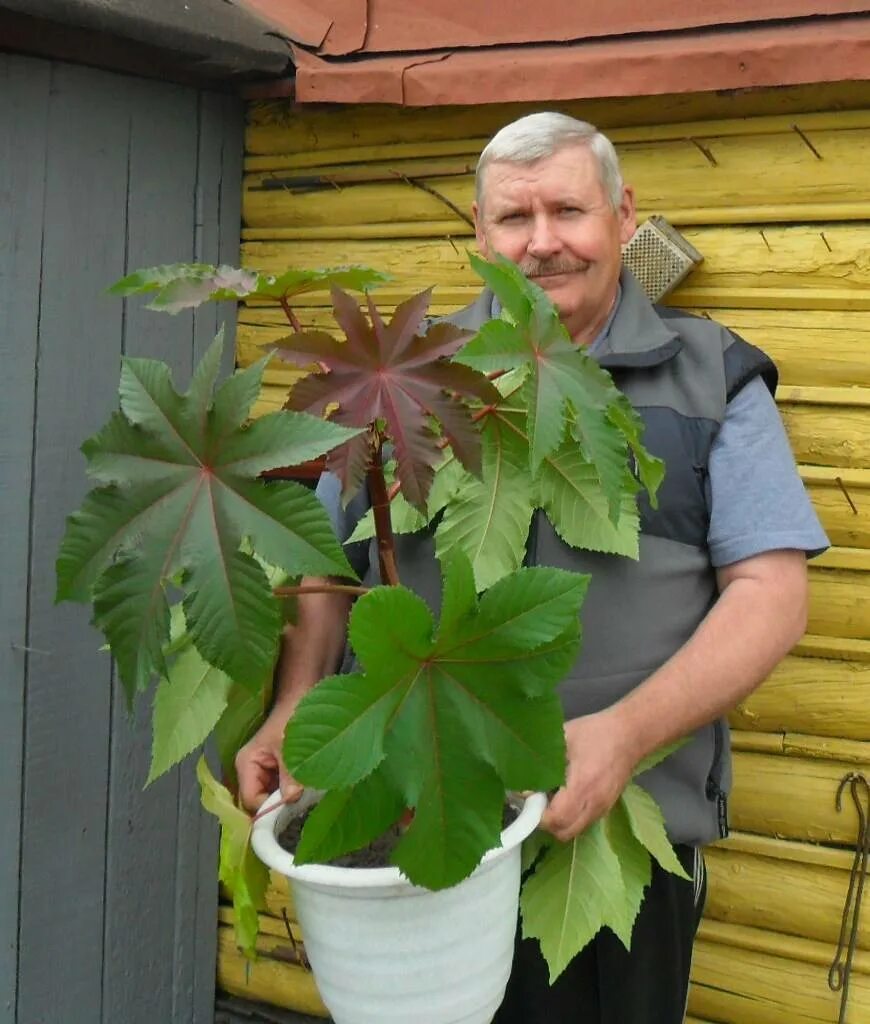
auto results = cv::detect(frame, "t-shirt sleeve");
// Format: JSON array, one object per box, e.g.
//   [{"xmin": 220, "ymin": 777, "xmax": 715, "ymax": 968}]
[{"xmin": 707, "ymin": 376, "xmax": 829, "ymax": 567}]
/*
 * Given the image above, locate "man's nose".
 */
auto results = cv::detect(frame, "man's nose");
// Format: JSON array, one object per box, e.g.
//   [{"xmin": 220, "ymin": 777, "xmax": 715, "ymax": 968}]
[{"xmin": 526, "ymin": 215, "xmax": 561, "ymax": 259}]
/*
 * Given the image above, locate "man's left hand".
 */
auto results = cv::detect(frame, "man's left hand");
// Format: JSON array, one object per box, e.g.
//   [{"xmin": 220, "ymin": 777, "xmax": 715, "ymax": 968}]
[{"xmin": 539, "ymin": 710, "xmax": 636, "ymax": 843}]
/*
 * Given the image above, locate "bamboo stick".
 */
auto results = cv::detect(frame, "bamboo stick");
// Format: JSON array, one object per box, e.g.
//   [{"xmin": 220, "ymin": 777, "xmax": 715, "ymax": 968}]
[{"xmin": 795, "ymin": 636, "xmax": 870, "ymax": 663}]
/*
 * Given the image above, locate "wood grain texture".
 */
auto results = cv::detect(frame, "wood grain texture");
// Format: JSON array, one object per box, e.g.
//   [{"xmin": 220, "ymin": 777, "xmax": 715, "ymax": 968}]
[
  {"xmin": 216, "ymin": 927, "xmax": 329, "ymax": 1018},
  {"xmin": 729, "ymin": 751, "xmax": 865, "ymax": 843},
  {"xmin": 731, "ymin": 651, "xmax": 870, "ymax": 740},
  {"xmin": 689, "ymin": 921, "xmax": 870, "ymax": 1023},
  {"xmin": 16, "ymin": 60, "xmax": 131, "ymax": 1024},
  {"xmin": 704, "ymin": 844, "xmax": 867, "ymax": 950},
  {"xmin": 100, "ymin": 75, "xmax": 199, "ymax": 1024},
  {"xmin": 7, "ymin": 57, "xmax": 243, "ymax": 1024},
  {"xmin": 0, "ymin": 53, "xmax": 50, "ymax": 1023}
]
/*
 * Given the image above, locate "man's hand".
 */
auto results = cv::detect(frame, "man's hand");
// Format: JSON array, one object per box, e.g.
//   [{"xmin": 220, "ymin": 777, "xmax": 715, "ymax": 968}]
[
  {"xmin": 539, "ymin": 710, "xmax": 636, "ymax": 843},
  {"xmin": 236, "ymin": 712, "xmax": 303, "ymax": 814}
]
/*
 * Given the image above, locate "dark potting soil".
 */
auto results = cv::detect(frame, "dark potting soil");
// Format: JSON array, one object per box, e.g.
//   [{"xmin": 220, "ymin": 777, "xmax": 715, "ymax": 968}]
[{"xmin": 278, "ymin": 802, "xmax": 521, "ymax": 869}]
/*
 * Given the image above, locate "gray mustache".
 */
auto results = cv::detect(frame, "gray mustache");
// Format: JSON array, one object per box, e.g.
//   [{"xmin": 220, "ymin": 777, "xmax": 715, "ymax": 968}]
[{"xmin": 519, "ymin": 258, "xmax": 590, "ymax": 276}]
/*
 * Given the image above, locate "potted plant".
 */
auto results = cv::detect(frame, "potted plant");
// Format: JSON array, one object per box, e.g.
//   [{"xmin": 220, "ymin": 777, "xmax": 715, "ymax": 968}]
[{"xmin": 56, "ymin": 256, "xmax": 687, "ymax": 1024}]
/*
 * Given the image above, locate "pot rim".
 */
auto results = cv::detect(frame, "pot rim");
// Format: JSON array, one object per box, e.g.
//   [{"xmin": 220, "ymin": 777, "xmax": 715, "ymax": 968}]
[{"xmin": 251, "ymin": 789, "xmax": 548, "ymax": 889}]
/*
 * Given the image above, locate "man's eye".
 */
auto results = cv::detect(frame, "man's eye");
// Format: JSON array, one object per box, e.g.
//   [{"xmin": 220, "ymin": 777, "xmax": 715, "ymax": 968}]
[
  {"xmin": 499, "ymin": 212, "xmax": 526, "ymax": 223},
  {"xmin": 559, "ymin": 206, "xmax": 582, "ymax": 216}
]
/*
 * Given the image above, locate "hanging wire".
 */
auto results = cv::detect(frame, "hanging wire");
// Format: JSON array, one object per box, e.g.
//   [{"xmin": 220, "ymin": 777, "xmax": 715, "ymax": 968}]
[{"xmin": 828, "ymin": 772, "xmax": 870, "ymax": 1024}]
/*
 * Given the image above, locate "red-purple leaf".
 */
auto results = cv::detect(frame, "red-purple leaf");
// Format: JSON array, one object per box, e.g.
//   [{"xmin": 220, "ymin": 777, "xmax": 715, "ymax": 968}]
[{"xmin": 277, "ymin": 288, "xmax": 499, "ymax": 511}]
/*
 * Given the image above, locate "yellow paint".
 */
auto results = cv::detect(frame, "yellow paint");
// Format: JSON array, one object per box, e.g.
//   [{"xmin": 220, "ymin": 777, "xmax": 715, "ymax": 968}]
[
  {"xmin": 216, "ymin": 926, "xmax": 329, "ymax": 1016},
  {"xmin": 704, "ymin": 844, "xmax": 867, "ymax": 949},
  {"xmin": 690, "ymin": 922, "xmax": 870, "ymax": 1024},
  {"xmin": 730, "ymin": 751, "xmax": 863, "ymax": 843},
  {"xmin": 731, "ymin": 653, "xmax": 870, "ymax": 740}
]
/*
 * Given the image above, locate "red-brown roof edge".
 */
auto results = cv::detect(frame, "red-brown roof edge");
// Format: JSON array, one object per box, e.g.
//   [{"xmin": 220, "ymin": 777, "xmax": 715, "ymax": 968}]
[{"xmin": 243, "ymin": 16, "xmax": 870, "ymax": 106}]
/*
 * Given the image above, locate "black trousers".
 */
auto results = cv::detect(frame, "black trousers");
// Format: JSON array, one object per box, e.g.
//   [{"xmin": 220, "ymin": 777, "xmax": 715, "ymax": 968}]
[{"xmin": 492, "ymin": 845, "xmax": 706, "ymax": 1024}]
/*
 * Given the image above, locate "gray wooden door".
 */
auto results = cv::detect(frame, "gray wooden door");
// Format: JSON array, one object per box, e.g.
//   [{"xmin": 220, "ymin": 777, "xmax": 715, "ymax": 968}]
[{"xmin": 1, "ymin": 54, "xmax": 243, "ymax": 1024}]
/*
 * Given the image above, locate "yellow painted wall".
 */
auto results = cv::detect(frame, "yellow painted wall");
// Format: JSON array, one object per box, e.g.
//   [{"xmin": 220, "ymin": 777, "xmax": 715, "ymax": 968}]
[{"xmin": 226, "ymin": 88, "xmax": 870, "ymax": 1023}]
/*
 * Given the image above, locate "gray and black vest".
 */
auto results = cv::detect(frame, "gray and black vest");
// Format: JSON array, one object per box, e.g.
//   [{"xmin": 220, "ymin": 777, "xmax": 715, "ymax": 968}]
[{"xmin": 348, "ymin": 268, "xmax": 777, "ymax": 847}]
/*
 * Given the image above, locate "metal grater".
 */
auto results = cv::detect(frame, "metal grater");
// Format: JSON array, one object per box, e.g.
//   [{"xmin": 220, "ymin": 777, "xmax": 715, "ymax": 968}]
[{"xmin": 621, "ymin": 215, "xmax": 703, "ymax": 302}]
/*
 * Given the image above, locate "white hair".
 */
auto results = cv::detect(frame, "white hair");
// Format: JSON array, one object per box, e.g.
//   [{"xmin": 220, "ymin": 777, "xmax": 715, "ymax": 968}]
[{"xmin": 475, "ymin": 112, "xmax": 624, "ymax": 210}]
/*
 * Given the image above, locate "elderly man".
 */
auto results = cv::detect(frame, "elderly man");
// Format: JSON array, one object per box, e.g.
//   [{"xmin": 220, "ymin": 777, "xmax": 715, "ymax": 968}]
[{"xmin": 237, "ymin": 113, "xmax": 828, "ymax": 1023}]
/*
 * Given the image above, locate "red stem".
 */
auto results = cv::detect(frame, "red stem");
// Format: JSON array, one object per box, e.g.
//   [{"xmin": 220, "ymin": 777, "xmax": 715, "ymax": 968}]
[
  {"xmin": 273, "ymin": 584, "xmax": 370, "ymax": 598},
  {"xmin": 368, "ymin": 441, "xmax": 400, "ymax": 586},
  {"xmin": 279, "ymin": 295, "xmax": 302, "ymax": 333}
]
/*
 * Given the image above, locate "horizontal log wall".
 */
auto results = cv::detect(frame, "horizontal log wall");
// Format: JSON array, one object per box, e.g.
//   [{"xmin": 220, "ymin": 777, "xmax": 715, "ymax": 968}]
[{"xmin": 231, "ymin": 92, "xmax": 870, "ymax": 1022}]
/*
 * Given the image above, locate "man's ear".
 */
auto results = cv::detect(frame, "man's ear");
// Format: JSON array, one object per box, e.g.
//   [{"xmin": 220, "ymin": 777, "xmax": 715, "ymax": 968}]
[
  {"xmin": 618, "ymin": 186, "xmax": 637, "ymax": 245},
  {"xmin": 472, "ymin": 201, "xmax": 489, "ymax": 257}
]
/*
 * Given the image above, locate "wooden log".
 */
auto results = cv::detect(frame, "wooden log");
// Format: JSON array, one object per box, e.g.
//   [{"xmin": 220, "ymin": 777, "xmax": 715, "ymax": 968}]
[
  {"xmin": 729, "ymin": 751, "xmax": 864, "ymax": 843},
  {"xmin": 216, "ymin": 925, "xmax": 329, "ymax": 1017},
  {"xmin": 245, "ymin": 87, "xmax": 870, "ymax": 156},
  {"xmin": 244, "ymin": 122, "xmax": 870, "ymax": 230},
  {"xmin": 240, "ymin": 225, "xmax": 870, "ymax": 313},
  {"xmin": 689, "ymin": 921, "xmax": 870, "ymax": 1024},
  {"xmin": 780, "ymin": 403, "xmax": 870, "ymax": 469},
  {"xmin": 808, "ymin": 567, "xmax": 870, "ymax": 642},
  {"xmin": 731, "ymin": 730, "xmax": 870, "ymax": 765},
  {"xmin": 799, "ymin": 469, "xmax": 870, "ymax": 550},
  {"xmin": 703, "ymin": 842, "xmax": 867, "ymax": 950},
  {"xmin": 703, "ymin": 309, "xmax": 870, "ymax": 388},
  {"xmin": 731, "ymin": 650, "xmax": 870, "ymax": 740}
]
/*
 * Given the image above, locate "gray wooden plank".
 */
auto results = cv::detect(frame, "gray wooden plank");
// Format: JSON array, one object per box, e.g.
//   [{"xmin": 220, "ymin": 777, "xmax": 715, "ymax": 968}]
[
  {"xmin": 16, "ymin": 60, "xmax": 132, "ymax": 1024},
  {"xmin": 183, "ymin": 88, "xmax": 245, "ymax": 1024},
  {"xmin": 0, "ymin": 53, "xmax": 50, "ymax": 1024},
  {"xmin": 100, "ymin": 74, "xmax": 200, "ymax": 1024}
]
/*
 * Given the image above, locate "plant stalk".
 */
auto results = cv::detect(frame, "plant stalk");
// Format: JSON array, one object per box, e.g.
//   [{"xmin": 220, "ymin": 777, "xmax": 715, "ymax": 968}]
[
  {"xmin": 279, "ymin": 295, "xmax": 302, "ymax": 332},
  {"xmin": 273, "ymin": 584, "xmax": 370, "ymax": 598},
  {"xmin": 368, "ymin": 441, "xmax": 401, "ymax": 587}
]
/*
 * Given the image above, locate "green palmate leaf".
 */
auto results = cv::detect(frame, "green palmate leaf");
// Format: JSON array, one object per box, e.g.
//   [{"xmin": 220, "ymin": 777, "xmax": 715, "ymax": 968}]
[
  {"xmin": 603, "ymin": 802, "xmax": 652, "ymax": 946},
  {"xmin": 521, "ymin": 775, "xmax": 688, "ymax": 981},
  {"xmin": 147, "ymin": 645, "xmax": 233, "ymax": 784},
  {"xmin": 537, "ymin": 444, "xmax": 640, "ymax": 558},
  {"xmin": 621, "ymin": 782, "xmax": 690, "ymax": 879},
  {"xmin": 56, "ymin": 335, "xmax": 362, "ymax": 699},
  {"xmin": 435, "ymin": 411, "xmax": 534, "ymax": 589},
  {"xmin": 521, "ymin": 819, "xmax": 632, "ymax": 983},
  {"xmin": 461, "ymin": 254, "xmax": 663, "ymax": 521},
  {"xmin": 109, "ymin": 263, "xmax": 388, "ymax": 315},
  {"xmin": 254, "ymin": 266, "xmax": 389, "ymax": 301},
  {"xmin": 214, "ymin": 681, "xmax": 272, "ymax": 783},
  {"xmin": 461, "ymin": 254, "xmax": 621, "ymax": 474},
  {"xmin": 196, "ymin": 757, "xmax": 268, "ymax": 959},
  {"xmin": 283, "ymin": 555, "xmax": 585, "ymax": 889},
  {"xmin": 607, "ymin": 394, "xmax": 665, "ymax": 507},
  {"xmin": 293, "ymin": 765, "xmax": 405, "ymax": 866}
]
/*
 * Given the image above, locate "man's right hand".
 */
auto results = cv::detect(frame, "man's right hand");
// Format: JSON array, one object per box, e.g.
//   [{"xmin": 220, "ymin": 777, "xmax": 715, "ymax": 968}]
[{"xmin": 236, "ymin": 713, "xmax": 303, "ymax": 813}]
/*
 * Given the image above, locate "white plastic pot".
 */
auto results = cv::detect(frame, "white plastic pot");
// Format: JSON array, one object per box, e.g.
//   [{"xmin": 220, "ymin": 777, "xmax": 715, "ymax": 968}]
[{"xmin": 251, "ymin": 789, "xmax": 547, "ymax": 1024}]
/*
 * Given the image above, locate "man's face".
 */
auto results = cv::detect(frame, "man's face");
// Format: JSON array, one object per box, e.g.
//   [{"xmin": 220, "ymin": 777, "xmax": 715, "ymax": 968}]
[{"xmin": 472, "ymin": 144, "xmax": 636, "ymax": 342}]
